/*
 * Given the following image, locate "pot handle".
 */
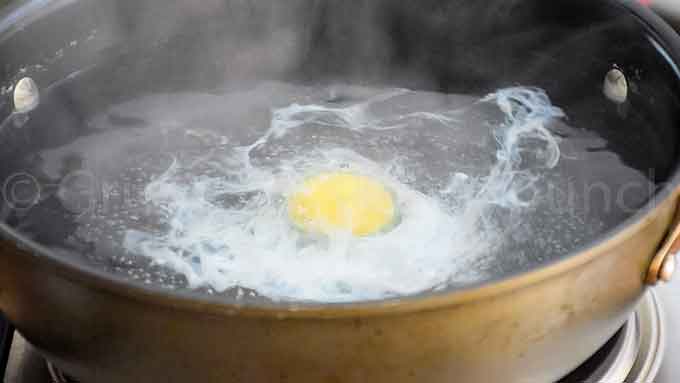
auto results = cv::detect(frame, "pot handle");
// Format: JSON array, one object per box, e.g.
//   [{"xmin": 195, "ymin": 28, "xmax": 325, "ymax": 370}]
[{"xmin": 646, "ymin": 191, "xmax": 680, "ymax": 284}]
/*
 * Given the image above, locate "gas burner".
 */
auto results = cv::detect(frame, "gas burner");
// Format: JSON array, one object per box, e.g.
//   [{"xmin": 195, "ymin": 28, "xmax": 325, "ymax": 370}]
[
  {"xmin": 4, "ymin": 291, "xmax": 657, "ymax": 383},
  {"xmin": 559, "ymin": 290, "xmax": 665, "ymax": 382}
]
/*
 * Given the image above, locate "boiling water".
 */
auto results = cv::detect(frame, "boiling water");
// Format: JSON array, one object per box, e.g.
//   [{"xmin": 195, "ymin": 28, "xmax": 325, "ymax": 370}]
[{"xmin": 13, "ymin": 82, "xmax": 654, "ymax": 302}]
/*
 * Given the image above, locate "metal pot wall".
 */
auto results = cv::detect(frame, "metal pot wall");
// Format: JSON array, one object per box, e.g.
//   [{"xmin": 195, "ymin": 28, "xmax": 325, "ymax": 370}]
[{"xmin": 1, "ymin": 0, "xmax": 680, "ymax": 382}]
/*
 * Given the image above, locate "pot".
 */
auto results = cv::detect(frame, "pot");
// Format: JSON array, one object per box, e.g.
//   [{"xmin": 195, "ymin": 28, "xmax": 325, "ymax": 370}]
[{"xmin": 1, "ymin": 0, "xmax": 680, "ymax": 382}]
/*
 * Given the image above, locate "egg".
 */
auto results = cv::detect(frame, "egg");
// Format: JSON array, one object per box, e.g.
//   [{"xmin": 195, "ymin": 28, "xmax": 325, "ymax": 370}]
[
  {"xmin": 287, "ymin": 172, "xmax": 396, "ymax": 236},
  {"xmin": 117, "ymin": 85, "xmax": 566, "ymax": 302}
]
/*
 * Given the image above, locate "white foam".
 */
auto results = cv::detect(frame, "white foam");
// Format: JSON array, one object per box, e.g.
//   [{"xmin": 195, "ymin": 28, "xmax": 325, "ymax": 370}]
[{"xmin": 123, "ymin": 86, "xmax": 565, "ymax": 302}]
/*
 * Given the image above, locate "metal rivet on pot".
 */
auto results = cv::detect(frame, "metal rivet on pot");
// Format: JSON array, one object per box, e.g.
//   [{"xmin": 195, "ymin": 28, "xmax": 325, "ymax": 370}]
[
  {"xmin": 603, "ymin": 68, "xmax": 628, "ymax": 104},
  {"xmin": 13, "ymin": 77, "xmax": 40, "ymax": 114},
  {"xmin": 659, "ymin": 255, "xmax": 676, "ymax": 283}
]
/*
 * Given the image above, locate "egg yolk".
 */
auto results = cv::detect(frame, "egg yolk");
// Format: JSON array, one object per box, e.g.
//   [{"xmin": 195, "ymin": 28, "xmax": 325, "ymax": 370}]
[{"xmin": 288, "ymin": 172, "xmax": 395, "ymax": 236}]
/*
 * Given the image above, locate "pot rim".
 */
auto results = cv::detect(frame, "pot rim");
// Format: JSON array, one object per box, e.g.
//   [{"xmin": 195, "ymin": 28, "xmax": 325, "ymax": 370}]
[{"xmin": 1, "ymin": 0, "xmax": 679, "ymax": 318}]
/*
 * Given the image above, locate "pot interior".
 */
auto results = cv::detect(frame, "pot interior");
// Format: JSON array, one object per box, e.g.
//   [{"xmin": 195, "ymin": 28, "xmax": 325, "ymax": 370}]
[{"xmin": 1, "ymin": 0, "xmax": 680, "ymax": 303}]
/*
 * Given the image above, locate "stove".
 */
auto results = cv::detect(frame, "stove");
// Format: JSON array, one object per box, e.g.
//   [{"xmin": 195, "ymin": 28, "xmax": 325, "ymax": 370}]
[{"xmin": 559, "ymin": 291, "xmax": 665, "ymax": 383}]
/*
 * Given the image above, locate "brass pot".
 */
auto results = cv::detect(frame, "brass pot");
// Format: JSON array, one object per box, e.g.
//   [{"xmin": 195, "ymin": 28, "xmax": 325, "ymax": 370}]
[{"xmin": 1, "ymin": 0, "xmax": 680, "ymax": 382}]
